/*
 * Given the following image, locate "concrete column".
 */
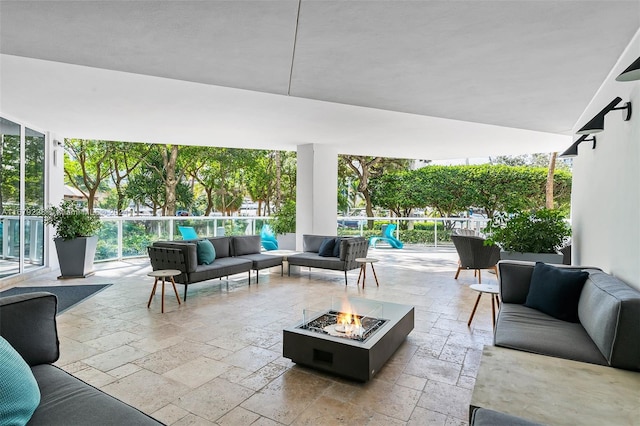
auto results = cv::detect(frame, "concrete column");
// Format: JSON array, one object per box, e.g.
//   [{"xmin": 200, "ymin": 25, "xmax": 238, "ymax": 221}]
[{"xmin": 296, "ymin": 144, "xmax": 338, "ymax": 249}]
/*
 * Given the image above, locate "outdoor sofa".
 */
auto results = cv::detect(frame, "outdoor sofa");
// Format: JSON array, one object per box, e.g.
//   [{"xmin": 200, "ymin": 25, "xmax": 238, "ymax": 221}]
[
  {"xmin": 148, "ymin": 235, "xmax": 283, "ymax": 300},
  {"xmin": 287, "ymin": 235, "xmax": 369, "ymax": 284},
  {"xmin": 0, "ymin": 292, "xmax": 162, "ymax": 425},
  {"xmin": 494, "ymin": 260, "xmax": 640, "ymax": 371}
]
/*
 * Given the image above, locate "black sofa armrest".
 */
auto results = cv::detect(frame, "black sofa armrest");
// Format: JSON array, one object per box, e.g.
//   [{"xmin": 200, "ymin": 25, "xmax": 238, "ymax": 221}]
[
  {"xmin": 341, "ymin": 237, "xmax": 369, "ymax": 270},
  {"xmin": 0, "ymin": 292, "xmax": 59, "ymax": 366}
]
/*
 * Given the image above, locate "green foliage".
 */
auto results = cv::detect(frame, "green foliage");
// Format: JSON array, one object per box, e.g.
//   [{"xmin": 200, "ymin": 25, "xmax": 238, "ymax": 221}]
[
  {"xmin": 42, "ymin": 201, "xmax": 102, "ymax": 240},
  {"xmin": 271, "ymin": 200, "xmax": 296, "ymax": 234},
  {"xmin": 485, "ymin": 209, "xmax": 571, "ymax": 253}
]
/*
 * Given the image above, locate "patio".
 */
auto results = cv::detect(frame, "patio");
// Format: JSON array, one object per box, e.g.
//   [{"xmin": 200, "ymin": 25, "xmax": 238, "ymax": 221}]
[{"xmin": 13, "ymin": 246, "xmax": 497, "ymax": 425}]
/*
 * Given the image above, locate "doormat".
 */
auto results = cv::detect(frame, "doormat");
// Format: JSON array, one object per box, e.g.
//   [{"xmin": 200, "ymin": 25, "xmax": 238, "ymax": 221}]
[{"xmin": 0, "ymin": 284, "xmax": 112, "ymax": 314}]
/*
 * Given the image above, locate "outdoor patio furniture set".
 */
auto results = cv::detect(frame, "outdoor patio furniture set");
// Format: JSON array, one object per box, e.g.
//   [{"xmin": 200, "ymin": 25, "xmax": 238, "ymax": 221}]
[{"xmin": 147, "ymin": 234, "xmax": 370, "ymax": 302}]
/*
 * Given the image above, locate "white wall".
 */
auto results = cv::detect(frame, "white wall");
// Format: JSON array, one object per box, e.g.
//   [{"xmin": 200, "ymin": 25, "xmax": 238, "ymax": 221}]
[
  {"xmin": 571, "ymin": 30, "xmax": 640, "ymax": 290},
  {"xmin": 296, "ymin": 144, "xmax": 338, "ymax": 249},
  {"xmin": 45, "ymin": 132, "xmax": 66, "ymax": 271}
]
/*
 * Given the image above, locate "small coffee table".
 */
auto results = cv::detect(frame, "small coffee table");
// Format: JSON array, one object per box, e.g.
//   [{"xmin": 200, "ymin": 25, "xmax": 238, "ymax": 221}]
[
  {"xmin": 355, "ymin": 258, "xmax": 379, "ymax": 288},
  {"xmin": 147, "ymin": 269, "xmax": 182, "ymax": 313},
  {"xmin": 468, "ymin": 284, "xmax": 499, "ymax": 327}
]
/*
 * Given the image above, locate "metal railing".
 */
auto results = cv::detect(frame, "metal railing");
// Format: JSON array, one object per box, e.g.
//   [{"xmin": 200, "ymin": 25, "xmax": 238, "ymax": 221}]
[{"xmin": 95, "ymin": 215, "xmax": 489, "ymax": 262}]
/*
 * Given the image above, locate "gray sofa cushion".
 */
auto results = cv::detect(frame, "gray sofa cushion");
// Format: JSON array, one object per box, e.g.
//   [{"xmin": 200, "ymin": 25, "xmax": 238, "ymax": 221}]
[
  {"xmin": 287, "ymin": 252, "xmax": 346, "ymax": 270},
  {"xmin": 206, "ymin": 237, "xmax": 231, "ymax": 258},
  {"xmin": 0, "ymin": 293, "xmax": 59, "ymax": 366},
  {"xmin": 494, "ymin": 304, "xmax": 608, "ymax": 366},
  {"xmin": 239, "ymin": 253, "xmax": 284, "ymax": 270},
  {"xmin": 29, "ymin": 364, "xmax": 161, "ymax": 425},
  {"xmin": 189, "ymin": 257, "xmax": 252, "ymax": 283},
  {"xmin": 579, "ymin": 271, "xmax": 640, "ymax": 371},
  {"xmin": 302, "ymin": 235, "xmax": 330, "ymax": 253},
  {"xmin": 232, "ymin": 236, "xmax": 261, "ymax": 256}
]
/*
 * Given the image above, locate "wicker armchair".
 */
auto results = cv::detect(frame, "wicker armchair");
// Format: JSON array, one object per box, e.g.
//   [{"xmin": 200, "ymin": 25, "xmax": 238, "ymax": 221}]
[{"xmin": 452, "ymin": 234, "xmax": 500, "ymax": 283}]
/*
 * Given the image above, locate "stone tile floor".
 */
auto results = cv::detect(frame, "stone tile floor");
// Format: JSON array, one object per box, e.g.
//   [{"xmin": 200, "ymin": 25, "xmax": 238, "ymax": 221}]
[{"xmin": 10, "ymin": 246, "xmax": 499, "ymax": 425}]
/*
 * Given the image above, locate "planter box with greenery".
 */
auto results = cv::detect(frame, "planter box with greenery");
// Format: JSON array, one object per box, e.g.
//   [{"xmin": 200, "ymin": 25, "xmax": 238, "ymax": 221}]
[
  {"xmin": 271, "ymin": 200, "xmax": 296, "ymax": 250},
  {"xmin": 43, "ymin": 201, "xmax": 102, "ymax": 278},
  {"xmin": 485, "ymin": 209, "xmax": 570, "ymax": 264}
]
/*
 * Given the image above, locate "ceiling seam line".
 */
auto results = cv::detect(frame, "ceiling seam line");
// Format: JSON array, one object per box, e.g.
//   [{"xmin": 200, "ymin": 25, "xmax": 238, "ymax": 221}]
[{"xmin": 287, "ymin": 0, "xmax": 302, "ymax": 96}]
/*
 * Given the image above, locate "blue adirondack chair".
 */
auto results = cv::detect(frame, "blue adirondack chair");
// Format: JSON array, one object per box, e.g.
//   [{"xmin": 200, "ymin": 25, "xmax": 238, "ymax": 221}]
[{"xmin": 369, "ymin": 224, "xmax": 403, "ymax": 249}]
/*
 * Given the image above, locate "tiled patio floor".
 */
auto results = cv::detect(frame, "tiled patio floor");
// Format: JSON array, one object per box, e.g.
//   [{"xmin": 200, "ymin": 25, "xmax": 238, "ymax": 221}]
[{"xmin": 10, "ymin": 246, "xmax": 499, "ymax": 425}]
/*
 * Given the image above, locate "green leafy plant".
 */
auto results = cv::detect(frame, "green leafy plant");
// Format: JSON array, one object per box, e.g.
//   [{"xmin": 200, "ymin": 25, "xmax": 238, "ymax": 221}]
[
  {"xmin": 485, "ymin": 209, "xmax": 570, "ymax": 253},
  {"xmin": 42, "ymin": 201, "xmax": 102, "ymax": 240},
  {"xmin": 271, "ymin": 200, "xmax": 296, "ymax": 234}
]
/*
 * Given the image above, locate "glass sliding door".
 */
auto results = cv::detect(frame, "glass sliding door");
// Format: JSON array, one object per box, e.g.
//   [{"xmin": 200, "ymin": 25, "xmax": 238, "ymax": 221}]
[{"xmin": 0, "ymin": 117, "xmax": 46, "ymax": 278}]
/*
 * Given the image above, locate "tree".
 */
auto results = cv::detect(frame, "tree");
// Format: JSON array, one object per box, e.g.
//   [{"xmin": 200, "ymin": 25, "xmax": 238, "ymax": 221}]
[
  {"xmin": 108, "ymin": 141, "xmax": 152, "ymax": 215},
  {"xmin": 413, "ymin": 166, "xmax": 474, "ymax": 221},
  {"xmin": 370, "ymin": 171, "xmax": 425, "ymax": 227},
  {"xmin": 64, "ymin": 139, "xmax": 113, "ymax": 213},
  {"xmin": 340, "ymin": 155, "xmax": 410, "ymax": 227}
]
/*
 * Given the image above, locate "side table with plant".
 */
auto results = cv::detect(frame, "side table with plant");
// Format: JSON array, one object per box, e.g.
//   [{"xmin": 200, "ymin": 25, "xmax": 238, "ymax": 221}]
[{"xmin": 43, "ymin": 200, "xmax": 102, "ymax": 278}]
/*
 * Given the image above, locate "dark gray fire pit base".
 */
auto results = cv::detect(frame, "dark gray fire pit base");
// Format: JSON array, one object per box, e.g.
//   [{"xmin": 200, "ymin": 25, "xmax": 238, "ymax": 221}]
[{"xmin": 283, "ymin": 300, "xmax": 414, "ymax": 382}]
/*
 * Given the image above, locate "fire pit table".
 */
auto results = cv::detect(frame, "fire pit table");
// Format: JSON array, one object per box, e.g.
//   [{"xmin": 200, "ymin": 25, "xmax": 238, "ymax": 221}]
[{"xmin": 283, "ymin": 297, "xmax": 414, "ymax": 382}]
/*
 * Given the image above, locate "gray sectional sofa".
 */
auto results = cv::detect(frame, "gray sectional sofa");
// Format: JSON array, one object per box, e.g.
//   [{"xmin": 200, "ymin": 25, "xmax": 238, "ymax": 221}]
[
  {"xmin": 0, "ymin": 292, "xmax": 162, "ymax": 425},
  {"xmin": 148, "ymin": 235, "xmax": 283, "ymax": 299},
  {"xmin": 287, "ymin": 235, "xmax": 369, "ymax": 284},
  {"xmin": 494, "ymin": 260, "xmax": 640, "ymax": 371}
]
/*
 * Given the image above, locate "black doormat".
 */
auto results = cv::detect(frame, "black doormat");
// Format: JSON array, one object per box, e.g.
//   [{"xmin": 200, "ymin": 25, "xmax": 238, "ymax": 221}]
[{"xmin": 0, "ymin": 284, "xmax": 112, "ymax": 314}]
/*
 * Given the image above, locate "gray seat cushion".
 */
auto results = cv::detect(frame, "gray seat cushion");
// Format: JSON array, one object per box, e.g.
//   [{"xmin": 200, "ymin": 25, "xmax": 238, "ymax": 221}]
[
  {"xmin": 287, "ymin": 252, "xmax": 346, "ymax": 271},
  {"xmin": 494, "ymin": 304, "xmax": 608, "ymax": 366},
  {"xmin": 239, "ymin": 253, "xmax": 284, "ymax": 270},
  {"xmin": 29, "ymin": 364, "xmax": 162, "ymax": 425},
  {"xmin": 189, "ymin": 257, "xmax": 252, "ymax": 283}
]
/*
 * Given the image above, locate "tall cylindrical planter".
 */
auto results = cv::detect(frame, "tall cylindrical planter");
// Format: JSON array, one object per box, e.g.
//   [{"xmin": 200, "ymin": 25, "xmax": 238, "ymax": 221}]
[{"xmin": 54, "ymin": 236, "xmax": 98, "ymax": 278}]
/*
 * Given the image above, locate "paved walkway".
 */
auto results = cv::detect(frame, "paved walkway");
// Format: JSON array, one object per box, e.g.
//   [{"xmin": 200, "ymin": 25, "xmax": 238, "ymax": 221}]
[{"xmin": 13, "ymin": 246, "xmax": 498, "ymax": 425}]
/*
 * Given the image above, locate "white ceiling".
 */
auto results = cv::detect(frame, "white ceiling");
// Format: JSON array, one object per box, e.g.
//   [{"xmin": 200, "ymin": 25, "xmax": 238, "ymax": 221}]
[{"xmin": 1, "ymin": 1, "xmax": 639, "ymax": 160}]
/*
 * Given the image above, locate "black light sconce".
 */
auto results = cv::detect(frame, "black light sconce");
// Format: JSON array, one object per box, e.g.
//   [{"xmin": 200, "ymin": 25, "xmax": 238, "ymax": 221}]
[
  {"xmin": 616, "ymin": 56, "xmax": 640, "ymax": 82},
  {"xmin": 560, "ymin": 134, "xmax": 597, "ymax": 158},
  {"xmin": 576, "ymin": 97, "xmax": 632, "ymax": 134}
]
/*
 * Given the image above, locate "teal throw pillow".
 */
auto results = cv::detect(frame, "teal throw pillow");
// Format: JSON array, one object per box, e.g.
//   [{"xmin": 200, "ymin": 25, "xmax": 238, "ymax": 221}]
[
  {"xmin": 0, "ymin": 336, "xmax": 41, "ymax": 424},
  {"xmin": 178, "ymin": 226, "xmax": 198, "ymax": 240},
  {"xmin": 524, "ymin": 262, "xmax": 589, "ymax": 322},
  {"xmin": 197, "ymin": 239, "xmax": 216, "ymax": 265},
  {"xmin": 332, "ymin": 237, "xmax": 342, "ymax": 257},
  {"xmin": 318, "ymin": 238, "xmax": 336, "ymax": 257}
]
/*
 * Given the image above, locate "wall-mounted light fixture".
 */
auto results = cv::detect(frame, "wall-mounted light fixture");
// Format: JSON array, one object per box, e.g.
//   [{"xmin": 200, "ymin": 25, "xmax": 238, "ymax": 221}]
[
  {"xmin": 560, "ymin": 134, "xmax": 597, "ymax": 158},
  {"xmin": 576, "ymin": 97, "xmax": 632, "ymax": 134},
  {"xmin": 616, "ymin": 56, "xmax": 640, "ymax": 82}
]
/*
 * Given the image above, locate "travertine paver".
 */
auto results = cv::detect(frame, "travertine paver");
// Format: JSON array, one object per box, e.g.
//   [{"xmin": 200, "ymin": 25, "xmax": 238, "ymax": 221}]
[{"xmin": 10, "ymin": 247, "xmax": 499, "ymax": 425}]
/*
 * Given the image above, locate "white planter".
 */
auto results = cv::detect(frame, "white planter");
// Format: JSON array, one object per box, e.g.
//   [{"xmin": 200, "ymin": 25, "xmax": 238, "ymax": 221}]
[
  {"xmin": 500, "ymin": 251, "xmax": 564, "ymax": 264},
  {"xmin": 276, "ymin": 233, "xmax": 296, "ymax": 250}
]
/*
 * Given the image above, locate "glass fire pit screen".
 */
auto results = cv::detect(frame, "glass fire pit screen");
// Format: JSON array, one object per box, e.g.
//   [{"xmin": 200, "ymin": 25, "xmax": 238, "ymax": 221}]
[{"xmin": 299, "ymin": 297, "xmax": 388, "ymax": 342}]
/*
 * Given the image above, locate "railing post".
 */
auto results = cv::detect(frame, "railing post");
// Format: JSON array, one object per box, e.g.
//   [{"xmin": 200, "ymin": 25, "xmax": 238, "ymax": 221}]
[
  {"xmin": 434, "ymin": 218, "xmax": 438, "ymax": 248},
  {"xmin": 117, "ymin": 218, "xmax": 123, "ymax": 260}
]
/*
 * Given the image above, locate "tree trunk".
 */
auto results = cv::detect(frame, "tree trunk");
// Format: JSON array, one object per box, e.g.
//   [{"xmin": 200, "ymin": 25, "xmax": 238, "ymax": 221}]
[
  {"xmin": 162, "ymin": 145, "xmax": 180, "ymax": 216},
  {"xmin": 546, "ymin": 152, "xmax": 557, "ymax": 209}
]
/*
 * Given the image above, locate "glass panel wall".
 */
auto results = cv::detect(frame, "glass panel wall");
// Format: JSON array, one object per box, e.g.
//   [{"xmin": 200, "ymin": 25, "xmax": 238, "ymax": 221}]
[{"xmin": 0, "ymin": 117, "xmax": 46, "ymax": 278}]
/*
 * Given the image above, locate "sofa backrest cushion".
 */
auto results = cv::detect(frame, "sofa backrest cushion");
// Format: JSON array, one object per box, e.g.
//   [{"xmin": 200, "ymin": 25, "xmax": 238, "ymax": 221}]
[
  {"xmin": 578, "ymin": 271, "xmax": 640, "ymax": 371},
  {"xmin": 0, "ymin": 336, "xmax": 41, "ymax": 424},
  {"xmin": 196, "ymin": 239, "xmax": 216, "ymax": 265},
  {"xmin": 232, "ymin": 236, "xmax": 261, "ymax": 256},
  {"xmin": 524, "ymin": 262, "xmax": 588, "ymax": 323},
  {"xmin": 207, "ymin": 237, "xmax": 231, "ymax": 258},
  {"xmin": 333, "ymin": 237, "xmax": 342, "ymax": 257},
  {"xmin": 303, "ymin": 235, "xmax": 333, "ymax": 253}
]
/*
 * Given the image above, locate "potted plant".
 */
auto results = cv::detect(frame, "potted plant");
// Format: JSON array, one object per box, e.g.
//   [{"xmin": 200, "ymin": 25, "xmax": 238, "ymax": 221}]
[
  {"xmin": 484, "ymin": 209, "xmax": 570, "ymax": 264},
  {"xmin": 43, "ymin": 200, "xmax": 102, "ymax": 278},
  {"xmin": 271, "ymin": 200, "xmax": 296, "ymax": 250}
]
